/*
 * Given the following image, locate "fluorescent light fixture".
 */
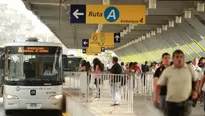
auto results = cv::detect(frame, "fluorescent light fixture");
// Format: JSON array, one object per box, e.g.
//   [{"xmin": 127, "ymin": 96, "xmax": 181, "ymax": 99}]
[
  {"xmin": 157, "ymin": 28, "xmax": 162, "ymax": 33},
  {"xmin": 127, "ymin": 27, "xmax": 131, "ymax": 32},
  {"xmin": 129, "ymin": 24, "xmax": 135, "ymax": 30},
  {"xmin": 162, "ymin": 25, "xmax": 168, "ymax": 31},
  {"xmin": 149, "ymin": 0, "xmax": 156, "ymax": 9},
  {"xmin": 146, "ymin": 33, "xmax": 151, "ymax": 38},
  {"xmin": 184, "ymin": 10, "xmax": 191, "ymax": 18},
  {"xmin": 103, "ymin": 0, "xmax": 110, "ymax": 4},
  {"xmin": 142, "ymin": 36, "xmax": 146, "ymax": 40},
  {"xmin": 120, "ymin": 32, "xmax": 124, "ymax": 37},
  {"xmin": 176, "ymin": 16, "xmax": 182, "ymax": 23},
  {"xmin": 138, "ymin": 37, "xmax": 142, "ymax": 41},
  {"xmin": 151, "ymin": 31, "xmax": 156, "ymax": 35},
  {"xmin": 123, "ymin": 30, "xmax": 127, "ymax": 35},
  {"xmin": 197, "ymin": 2, "xmax": 204, "ymax": 12},
  {"xmin": 168, "ymin": 21, "xmax": 174, "ymax": 27}
]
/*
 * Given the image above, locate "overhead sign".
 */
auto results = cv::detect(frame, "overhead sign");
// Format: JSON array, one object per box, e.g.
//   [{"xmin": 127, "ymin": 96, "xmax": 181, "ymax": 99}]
[
  {"xmin": 86, "ymin": 47, "xmax": 101, "ymax": 55},
  {"xmin": 114, "ymin": 33, "xmax": 120, "ymax": 43},
  {"xmin": 89, "ymin": 33, "xmax": 115, "ymax": 48},
  {"xmin": 70, "ymin": 5, "xmax": 86, "ymax": 23},
  {"xmin": 70, "ymin": 5, "xmax": 146, "ymax": 24},
  {"xmin": 82, "ymin": 39, "xmax": 89, "ymax": 47}
]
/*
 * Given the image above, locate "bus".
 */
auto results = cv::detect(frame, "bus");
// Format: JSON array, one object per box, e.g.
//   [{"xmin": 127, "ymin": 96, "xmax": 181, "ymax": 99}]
[
  {"xmin": 0, "ymin": 40, "xmax": 64, "ymax": 114},
  {"xmin": 62, "ymin": 55, "xmax": 83, "ymax": 72}
]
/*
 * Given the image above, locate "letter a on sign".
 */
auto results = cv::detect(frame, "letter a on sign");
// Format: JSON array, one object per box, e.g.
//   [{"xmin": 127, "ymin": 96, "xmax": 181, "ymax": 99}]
[
  {"xmin": 107, "ymin": 10, "xmax": 116, "ymax": 20},
  {"xmin": 104, "ymin": 6, "xmax": 119, "ymax": 22}
]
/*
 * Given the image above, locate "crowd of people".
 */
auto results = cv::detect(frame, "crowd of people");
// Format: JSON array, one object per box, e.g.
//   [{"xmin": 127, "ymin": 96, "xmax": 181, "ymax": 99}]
[
  {"xmin": 78, "ymin": 50, "xmax": 205, "ymax": 116},
  {"xmin": 153, "ymin": 50, "xmax": 205, "ymax": 116},
  {"xmin": 79, "ymin": 57, "xmax": 123, "ymax": 106}
]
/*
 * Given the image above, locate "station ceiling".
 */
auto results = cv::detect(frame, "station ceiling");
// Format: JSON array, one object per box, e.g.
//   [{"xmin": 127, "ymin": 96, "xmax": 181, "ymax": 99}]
[{"xmin": 22, "ymin": 0, "xmax": 205, "ymax": 62}]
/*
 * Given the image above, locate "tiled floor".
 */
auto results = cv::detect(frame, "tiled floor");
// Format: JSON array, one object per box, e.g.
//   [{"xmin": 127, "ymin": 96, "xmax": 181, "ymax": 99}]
[{"xmin": 87, "ymin": 96, "xmax": 204, "ymax": 116}]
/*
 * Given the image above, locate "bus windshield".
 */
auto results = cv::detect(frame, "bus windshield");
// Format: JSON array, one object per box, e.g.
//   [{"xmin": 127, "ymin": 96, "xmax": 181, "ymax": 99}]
[{"xmin": 4, "ymin": 46, "xmax": 63, "ymax": 86}]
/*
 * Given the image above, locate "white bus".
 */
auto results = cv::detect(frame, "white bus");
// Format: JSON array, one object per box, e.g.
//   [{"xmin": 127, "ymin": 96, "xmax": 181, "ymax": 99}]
[
  {"xmin": 1, "ymin": 40, "xmax": 64, "ymax": 114},
  {"xmin": 62, "ymin": 55, "xmax": 83, "ymax": 72}
]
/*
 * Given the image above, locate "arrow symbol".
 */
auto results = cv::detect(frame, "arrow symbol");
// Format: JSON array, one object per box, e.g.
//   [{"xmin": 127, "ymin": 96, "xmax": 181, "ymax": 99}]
[
  {"xmin": 115, "ymin": 35, "xmax": 120, "ymax": 41},
  {"xmin": 83, "ymin": 41, "xmax": 88, "ymax": 45},
  {"xmin": 73, "ymin": 9, "xmax": 84, "ymax": 19}
]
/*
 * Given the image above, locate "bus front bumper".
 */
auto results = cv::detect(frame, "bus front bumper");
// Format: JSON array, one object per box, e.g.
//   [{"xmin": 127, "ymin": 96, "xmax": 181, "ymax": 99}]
[{"xmin": 3, "ymin": 97, "xmax": 63, "ymax": 110}]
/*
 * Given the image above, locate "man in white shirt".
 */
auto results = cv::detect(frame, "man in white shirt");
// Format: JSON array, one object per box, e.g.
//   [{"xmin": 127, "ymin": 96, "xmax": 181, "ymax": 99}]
[
  {"xmin": 154, "ymin": 50, "xmax": 198, "ymax": 116},
  {"xmin": 43, "ymin": 65, "xmax": 58, "ymax": 76}
]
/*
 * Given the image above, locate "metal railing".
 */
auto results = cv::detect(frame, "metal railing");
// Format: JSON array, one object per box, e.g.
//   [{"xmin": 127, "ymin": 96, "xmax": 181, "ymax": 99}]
[
  {"xmin": 89, "ymin": 72, "xmax": 134, "ymax": 112},
  {"xmin": 63, "ymin": 71, "xmax": 155, "ymax": 113}
]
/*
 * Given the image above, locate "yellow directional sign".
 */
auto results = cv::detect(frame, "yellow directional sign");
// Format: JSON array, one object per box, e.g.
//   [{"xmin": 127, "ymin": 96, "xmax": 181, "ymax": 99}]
[
  {"xmin": 89, "ymin": 33, "xmax": 114, "ymax": 48},
  {"xmin": 86, "ymin": 47, "xmax": 101, "ymax": 55},
  {"xmin": 86, "ymin": 5, "xmax": 146, "ymax": 24}
]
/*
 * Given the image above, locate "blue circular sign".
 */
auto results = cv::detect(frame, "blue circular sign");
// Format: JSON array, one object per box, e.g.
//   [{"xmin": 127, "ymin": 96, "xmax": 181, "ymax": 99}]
[{"xmin": 104, "ymin": 6, "xmax": 120, "ymax": 22}]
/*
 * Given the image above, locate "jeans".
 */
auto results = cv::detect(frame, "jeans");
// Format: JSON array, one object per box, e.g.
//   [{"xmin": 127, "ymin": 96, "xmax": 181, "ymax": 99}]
[
  {"xmin": 111, "ymin": 82, "xmax": 121, "ymax": 104},
  {"xmin": 166, "ymin": 100, "xmax": 192, "ymax": 116}
]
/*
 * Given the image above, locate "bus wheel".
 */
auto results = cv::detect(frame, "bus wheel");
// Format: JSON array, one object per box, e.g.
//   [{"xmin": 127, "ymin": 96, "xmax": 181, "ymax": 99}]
[{"xmin": 5, "ymin": 110, "xmax": 12, "ymax": 115}]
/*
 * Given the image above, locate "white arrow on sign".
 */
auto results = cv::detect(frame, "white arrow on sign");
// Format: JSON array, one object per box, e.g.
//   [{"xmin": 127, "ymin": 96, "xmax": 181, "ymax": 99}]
[
  {"xmin": 73, "ymin": 9, "xmax": 84, "ymax": 19},
  {"xmin": 83, "ymin": 41, "xmax": 88, "ymax": 45},
  {"xmin": 115, "ymin": 35, "xmax": 120, "ymax": 41}
]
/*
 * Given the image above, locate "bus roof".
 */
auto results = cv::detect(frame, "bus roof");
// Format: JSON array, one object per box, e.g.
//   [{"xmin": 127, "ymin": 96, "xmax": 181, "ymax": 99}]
[{"xmin": 5, "ymin": 42, "xmax": 62, "ymax": 47}]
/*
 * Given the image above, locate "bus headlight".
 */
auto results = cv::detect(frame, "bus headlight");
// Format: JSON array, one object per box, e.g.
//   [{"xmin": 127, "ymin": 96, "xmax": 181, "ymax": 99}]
[
  {"xmin": 49, "ymin": 94, "xmax": 63, "ymax": 99},
  {"xmin": 5, "ymin": 94, "xmax": 18, "ymax": 100}
]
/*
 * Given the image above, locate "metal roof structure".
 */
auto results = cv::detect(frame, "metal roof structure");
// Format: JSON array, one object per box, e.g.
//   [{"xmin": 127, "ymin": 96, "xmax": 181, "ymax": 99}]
[{"xmin": 22, "ymin": 0, "xmax": 205, "ymax": 62}]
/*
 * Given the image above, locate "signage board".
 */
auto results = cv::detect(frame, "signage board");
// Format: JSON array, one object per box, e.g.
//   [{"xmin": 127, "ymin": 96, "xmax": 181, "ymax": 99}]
[
  {"xmin": 86, "ymin": 47, "xmax": 101, "ymax": 55},
  {"xmin": 71, "ymin": 4, "xmax": 146, "ymax": 24},
  {"xmin": 89, "ymin": 33, "xmax": 114, "ymax": 48}
]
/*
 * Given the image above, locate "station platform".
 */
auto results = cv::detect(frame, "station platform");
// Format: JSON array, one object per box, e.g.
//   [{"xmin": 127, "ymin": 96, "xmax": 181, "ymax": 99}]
[{"xmin": 64, "ymin": 92, "xmax": 204, "ymax": 116}]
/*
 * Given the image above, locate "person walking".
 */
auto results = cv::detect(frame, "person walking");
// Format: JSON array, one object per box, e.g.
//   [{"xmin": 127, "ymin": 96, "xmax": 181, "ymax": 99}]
[
  {"xmin": 110, "ymin": 57, "xmax": 122, "ymax": 106},
  {"xmin": 191, "ymin": 58, "xmax": 202, "ymax": 107},
  {"xmin": 93, "ymin": 58, "xmax": 103, "ymax": 99},
  {"xmin": 154, "ymin": 50, "xmax": 198, "ymax": 116},
  {"xmin": 153, "ymin": 53, "xmax": 170, "ymax": 115},
  {"xmin": 141, "ymin": 61, "xmax": 149, "ymax": 86}
]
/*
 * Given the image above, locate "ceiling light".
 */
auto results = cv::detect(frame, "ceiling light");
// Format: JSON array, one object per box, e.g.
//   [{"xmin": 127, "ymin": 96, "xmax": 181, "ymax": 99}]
[
  {"xmin": 126, "ymin": 27, "xmax": 131, "ymax": 32},
  {"xmin": 123, "ymin": 30, "xmax": 127, "ymax": 35},
  {"xmin": 176, "ymin": 16, "xmax": 182, "ymax": 23},
  {"xmin": 129, "ymin": 24, "xmax": 135, "ymax": 30},
  {"xmin": 157, "ymin": 28, "xmax": 162, "ymax": 33},
  {"xmin": 120, "ymin": 32, "xmax": 124, "ymax": 37},
  {"xmin": 138, "ymin": 37, "xmax": 142, "ymax": 41},
  {"xmin": 184, "ymin": 10, "xmax": 191, "ymax": 18},
  {"xmin": 142, "ymin": 36, "xmax": 146, "ymax": 40},
  {"xmin": 197, "ymin": 2, "xmax": 204, "ymax": 12},
  {"xmin": 146, "ymin": 33, "xmax": 151, "ymax": 38},
  {"xmin": 149, "ymin": 0, "xmax": 156, "ymax": 9},
  {"xmin": 162, "ymin": 25, "xmax": 168, "ymax": 31},
  {"xmin": 168, "ymin": 21, "xmax": 174, "ymax": 27},
  {"xmin": 151, "ymin": 31, "xmax": 156, "ymax": 35}
]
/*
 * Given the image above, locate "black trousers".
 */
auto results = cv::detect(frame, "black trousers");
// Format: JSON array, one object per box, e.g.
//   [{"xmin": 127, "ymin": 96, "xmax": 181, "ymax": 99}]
[{"xmin": 166, "ymin": 101, "xmax": 192, "ymax": 116}]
